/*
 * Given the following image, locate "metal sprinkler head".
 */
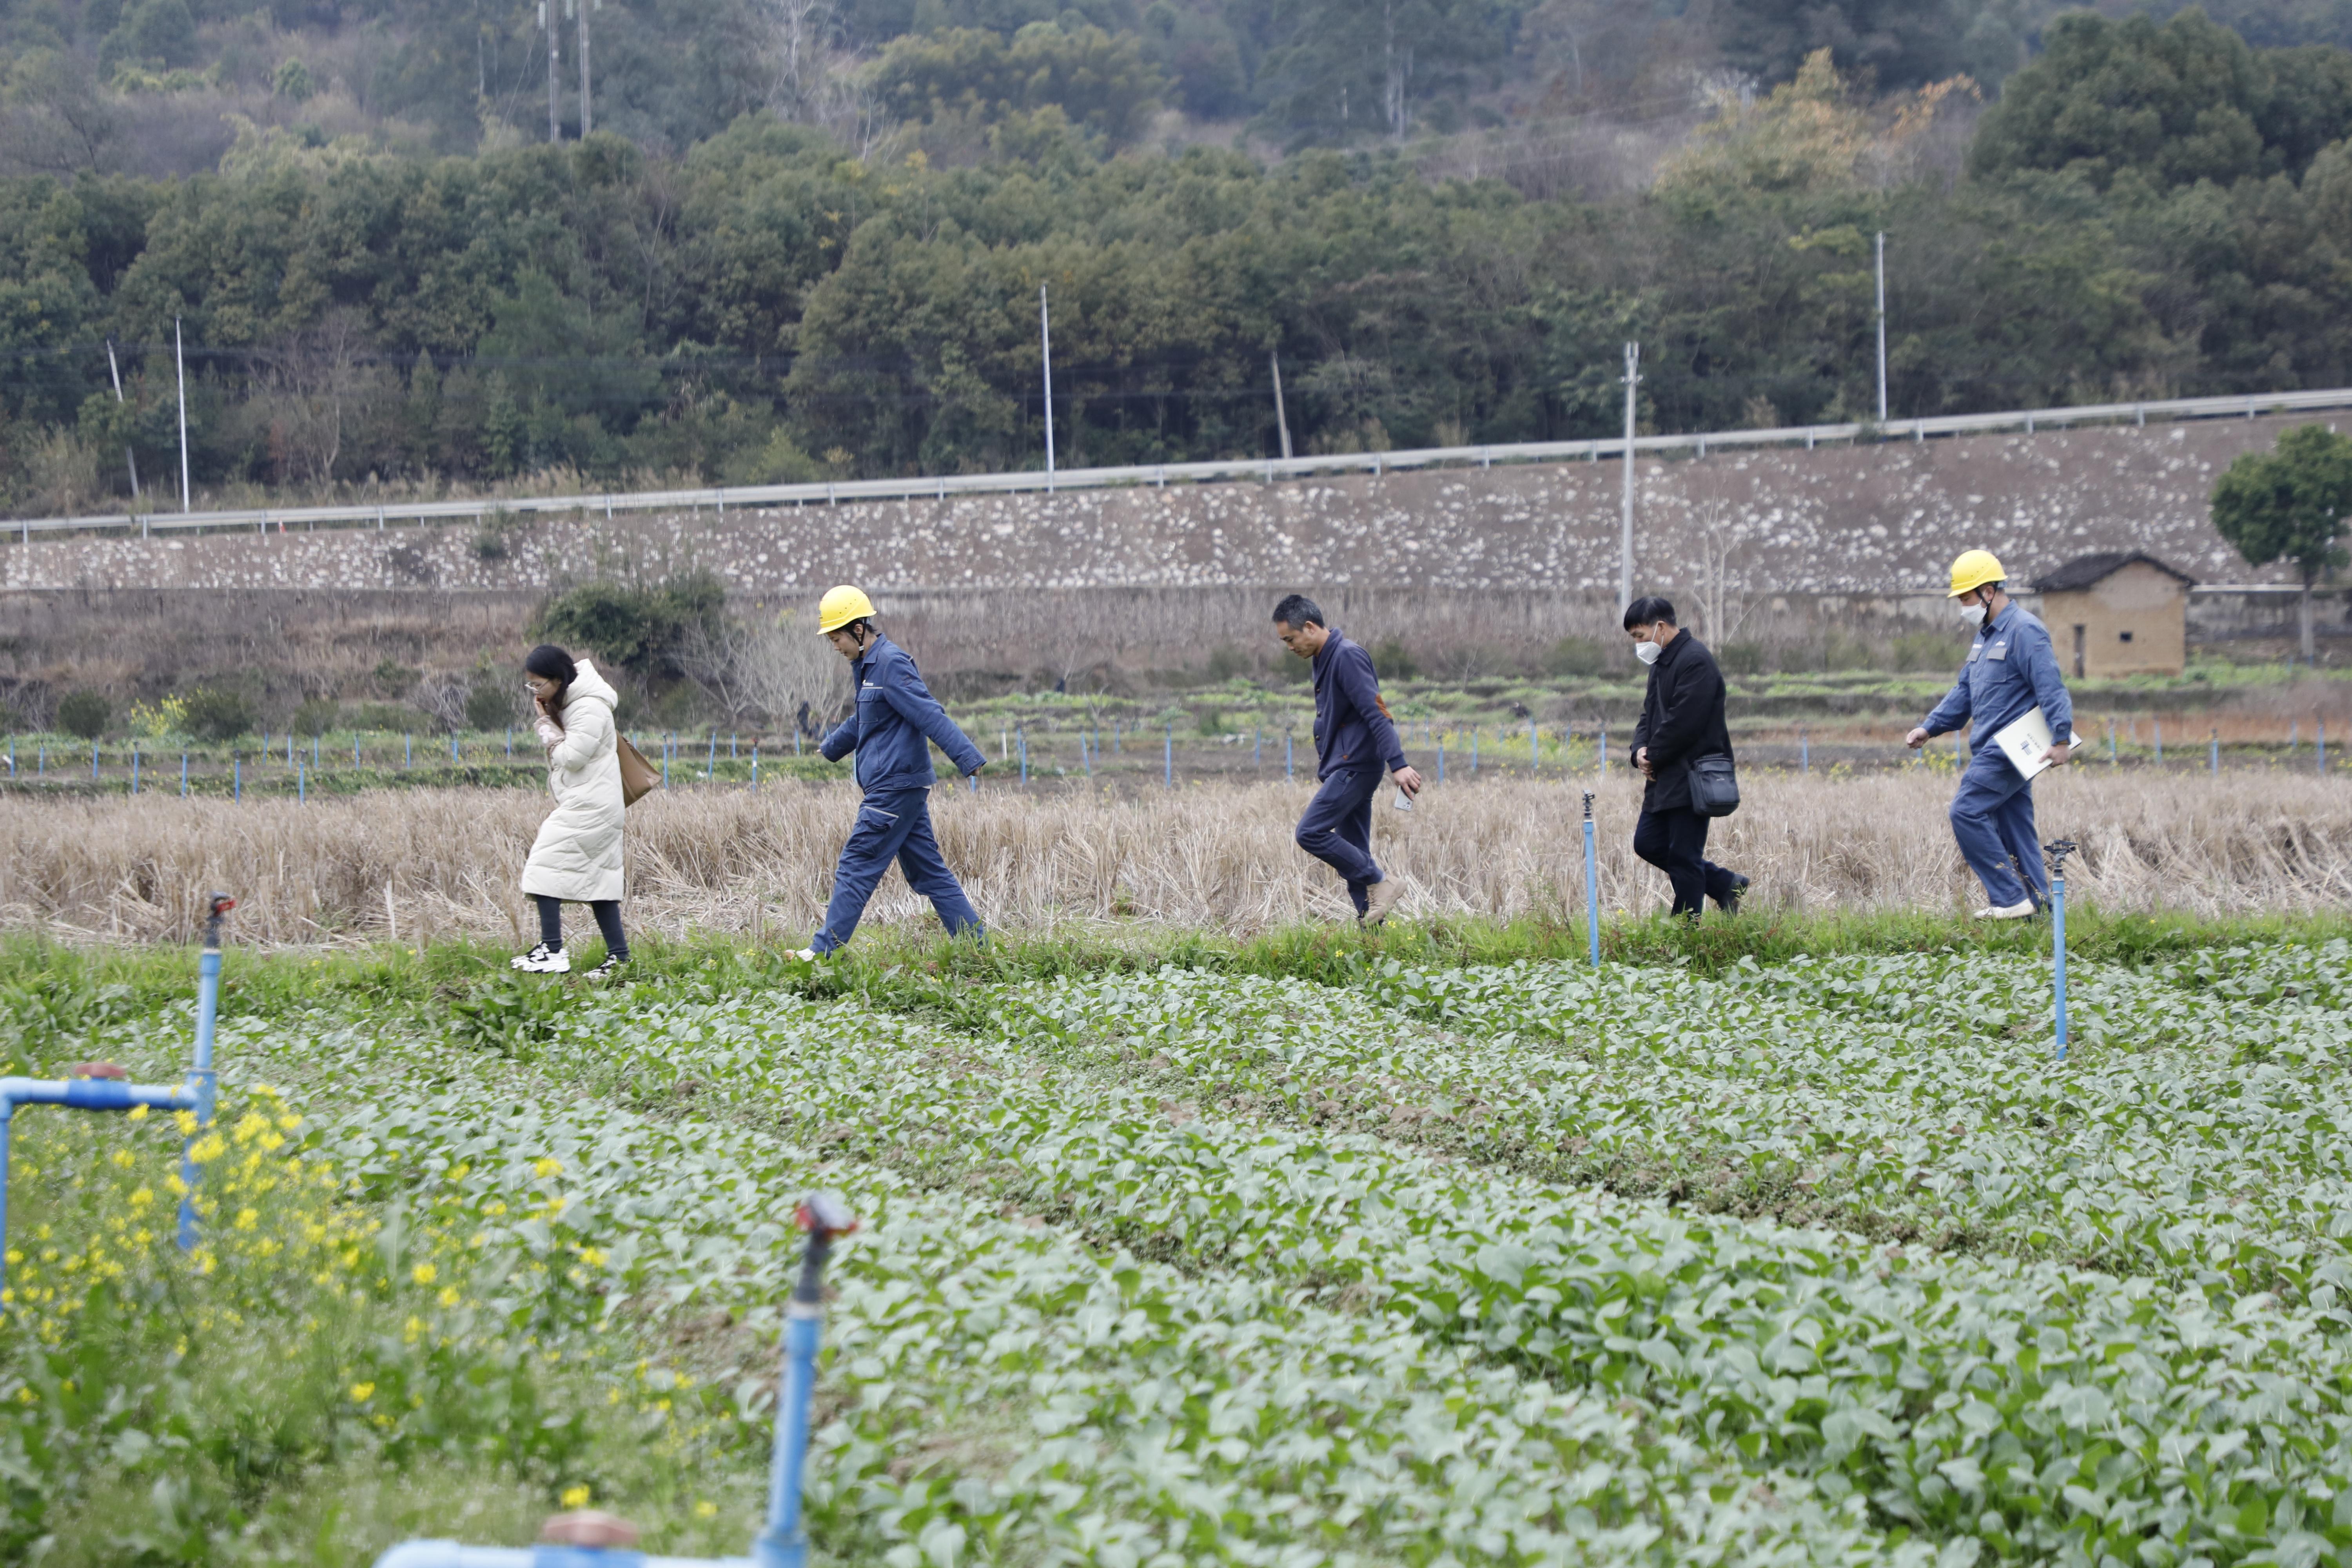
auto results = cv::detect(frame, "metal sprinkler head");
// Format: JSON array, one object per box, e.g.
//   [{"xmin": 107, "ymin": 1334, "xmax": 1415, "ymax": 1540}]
[
  {"xmin": 1581, "ymin": 791, "xmax": 1595, "ymax": 820},
  {"xmin": 2043, "ymin": 839, "xmax": 2078, "ymax": 878}
]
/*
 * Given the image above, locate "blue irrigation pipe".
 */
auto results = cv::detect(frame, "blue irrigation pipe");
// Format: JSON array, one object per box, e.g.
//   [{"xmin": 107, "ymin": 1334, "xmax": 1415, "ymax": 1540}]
[
  {"xmin": 1436, "ymin": 741, "xmax": 1444, "ymax": 784},
  {"xmin": 405, "ymin": 733, "xmax": 412, "ymax": 768},
  {"xmin": 1599, "ymin": 726, "xmax": 1608, "ymax": 775},
  {"xmin": 1082, "ymin": 731, "xmax": 1091, "ymax": 779},
  {"xmin": 313, "ymin": 734, "xmax": 319, "ymax": 770},
  {"xmin": 731, "ymin": 733, "xmax": 739, "ymax": 760},
  {"xmin": 1530, "ymin": 719, "xmax": 1539, "ymax": 770},
  {"xmin": 751, "ymin": 747, "xmax": 759, "ymax": 791},
  {"xmin": 2110, "ymin": 719, "xmax": 2118, "ymax": 766},
  {"xmin": 707, "ymin": 732, "xmax": 717, "ymax": 780},
  {"xmin": 1254, "ymin": 727, "xmax": 1262, "ymax": 766},
  {"xmin": 92, "ymin": 740, "xmax": 99, "ymax": 781},
  {"xmin": 355, "ymin": 732, "xmax": 361, "ymax": 767},
  {"xmin": 180, "ymin": 753, "xmax": 187, "ymax": 797},
  {"xmin": 1018, "ymin": 728, "xmax": 1028, "ymax": 784},
  {"xmin": 131, "ymin": 745, "xmax": 139, "ymax": 795},
  {"xmin": 1583, "ymin": 792, "xmax": 1600, "ymax": 969},
  {"xmin": 1285, "ymin": 732, "xmax": 1293, "ymax": 781},
  {"xmin": 233, "ymin": 755, "xmax": 241, "ymax": 801},
  {"xmin": 298, "ymin": 761, "xmax": 305, "ymax": 803},
  {"xmin": 449, "ymin": 731, "xmax": 459, "ymax": 763},
  {"xmin": 1799, "ymin": 726, "xmax": 1809, "ymax": 773},
  {"xmin": 0, "ymin": 894, "xmax": 231, "ymax": 1265},
  {"xmin": 2211, "ymin": 728, "xmax": 2220, "ymax": 773},
  {"xmin": 372, "ymin": 1195, "xmax": 858, "ymax": 1568},
  {"xmin": 2046, "ymin": 841, "xmax": 2075, "ymax": 1064},
  {"xmin": 1471, "ymin": 733, "xmax": 1478, "ymax": 775},
  {"xmin": 2154, "ymin": 719, "xmax": 2163, "ymax": 766}
]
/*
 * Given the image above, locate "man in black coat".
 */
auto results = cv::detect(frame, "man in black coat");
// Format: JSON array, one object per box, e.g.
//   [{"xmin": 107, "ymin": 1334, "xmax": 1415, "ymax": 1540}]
[{"xmin": 1625, "ymin": 596, "xmax": 1748, "ymax": 918}]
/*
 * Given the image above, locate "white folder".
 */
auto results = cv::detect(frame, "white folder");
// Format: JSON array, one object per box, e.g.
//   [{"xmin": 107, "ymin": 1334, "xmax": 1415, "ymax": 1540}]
[{"xmin": 1991, "ymin": 706, "xmax": 2063, "ymax": 780}]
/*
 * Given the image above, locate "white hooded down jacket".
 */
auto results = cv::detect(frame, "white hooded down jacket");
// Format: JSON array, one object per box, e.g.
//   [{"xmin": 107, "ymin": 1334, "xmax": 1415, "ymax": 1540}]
[{"xmin": 519, "ymin": 659, "xmax": 625, "ymax": 903}]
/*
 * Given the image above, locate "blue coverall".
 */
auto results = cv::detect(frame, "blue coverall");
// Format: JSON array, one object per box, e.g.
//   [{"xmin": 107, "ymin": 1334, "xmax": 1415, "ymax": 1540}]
[
  {"xmin": 812, "ymin": 633, "xmax": 987, "ymax": 952},
  {"xmin": 1919, "ymin": 603, "xmax": 2076, "ymax": 910}
]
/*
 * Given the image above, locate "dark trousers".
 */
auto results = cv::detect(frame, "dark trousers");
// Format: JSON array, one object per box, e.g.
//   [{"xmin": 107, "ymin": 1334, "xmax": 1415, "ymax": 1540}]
[
  {"xmin": 812, "ymin": 787, "xmax": 983, "ymax": 953},
  {"xmin": 534, "ymin": 895, "xmax": 627, "ymax": 959},
  {"xmin": 1296, "ymin": 764, "xmax": 1385, "ymax": 915},
  {"xmin": 1632, "ymin": 806, "xmax": 1740, "ymax": 918}
]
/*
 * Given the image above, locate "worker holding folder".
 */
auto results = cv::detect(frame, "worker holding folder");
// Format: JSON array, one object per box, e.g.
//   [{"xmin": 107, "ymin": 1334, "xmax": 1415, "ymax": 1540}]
[{"xmin": 1905, "ymin": 550, "xmax": 2074, "ymax": 919}]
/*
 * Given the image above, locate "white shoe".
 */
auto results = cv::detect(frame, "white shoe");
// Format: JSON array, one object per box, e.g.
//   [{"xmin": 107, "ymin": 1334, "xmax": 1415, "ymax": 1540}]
[
  {"xmin": 792, "ymin": 947, "xmax": 820, "ymax": 962},
  {"xmin": 511, "ymin": 943, "xmax": 571, "ymax": 973},
  {"xmin": 1973, "ymin": 900, "xmax": 2035, "ymax": 920}
]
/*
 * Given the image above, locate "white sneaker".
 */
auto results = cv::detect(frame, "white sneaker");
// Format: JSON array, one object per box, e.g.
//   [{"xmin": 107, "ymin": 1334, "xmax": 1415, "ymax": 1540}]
[
  {"xmin": 792, "ymin": 947, "xmax": 820, "ymax": 962},
  {"xmin": 511, "ymin": 943, "xmax": 571, "ymax": 973},
  {"xmin": 1973, "ymin": 900, "xmax": 2036, "ymax": 920}
]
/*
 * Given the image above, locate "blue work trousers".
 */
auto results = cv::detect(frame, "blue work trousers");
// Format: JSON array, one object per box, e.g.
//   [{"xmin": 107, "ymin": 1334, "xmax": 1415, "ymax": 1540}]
[
  {"xmin": 1296, "ymin": 764, "xmax": 1386, "ymax": 915},
  {"xmin": 811, "ymin": 787, "xmax": 983, "ymax": 953},
  {"xmin": 1949, "ymin": 751, "xmax": 2048, "ymax": 909}
]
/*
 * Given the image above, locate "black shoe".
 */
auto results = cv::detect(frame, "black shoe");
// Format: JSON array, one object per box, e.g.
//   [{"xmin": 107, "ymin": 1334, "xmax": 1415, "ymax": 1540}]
[
  {"xmin": 584, "ymin": 953, "xmax": 629, "ymax": 980},
  {"xmin": 1716, "ymin": 874, "xmax": 1750, "ymax": 915}
]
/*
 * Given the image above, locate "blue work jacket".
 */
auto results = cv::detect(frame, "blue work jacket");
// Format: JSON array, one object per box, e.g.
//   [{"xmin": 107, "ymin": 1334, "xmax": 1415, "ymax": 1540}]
[
  {"xmin": 1921, "ymin": 603, "xmax": 2076, "ymax": 762},
  {"xmin": 1310, "ymin": 630, "xmax": 1407, "ymax": 780},
  {"xmin": 819, "ymin": 633, "xmax": 985, "ymax": 791}
]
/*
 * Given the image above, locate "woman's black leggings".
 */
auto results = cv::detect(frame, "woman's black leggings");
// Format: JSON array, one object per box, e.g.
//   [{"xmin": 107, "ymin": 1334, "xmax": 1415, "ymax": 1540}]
[{"xmin": 534, "ymin": 895, "xmax": 627, "ymax": 959}]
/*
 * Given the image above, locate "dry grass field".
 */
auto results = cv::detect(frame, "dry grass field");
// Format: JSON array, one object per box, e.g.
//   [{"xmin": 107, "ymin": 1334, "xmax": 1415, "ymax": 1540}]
[{"xmin": 1, "ymin": 766, "xmax": 2347, "ymax": 947}]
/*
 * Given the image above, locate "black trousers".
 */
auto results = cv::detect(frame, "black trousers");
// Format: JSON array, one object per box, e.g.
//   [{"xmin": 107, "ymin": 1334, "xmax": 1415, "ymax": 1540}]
[
  {"xmin": 535, "ymin": 895, "xmax": 627, "ymax": 958},
  {"xmin": 1632, "ymin": 806, "xmax": 1740, "ymax": 917}
]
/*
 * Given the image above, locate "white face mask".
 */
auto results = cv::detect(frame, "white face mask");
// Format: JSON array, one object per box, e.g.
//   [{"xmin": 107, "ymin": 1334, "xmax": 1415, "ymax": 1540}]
[
  {"xmin": 1959, "ymin": 600, "xmax": 1988, "ymax": 629},
  {"xmin": 1633, "ymin": 639, "xmax": 1663, "ymax": 666}
]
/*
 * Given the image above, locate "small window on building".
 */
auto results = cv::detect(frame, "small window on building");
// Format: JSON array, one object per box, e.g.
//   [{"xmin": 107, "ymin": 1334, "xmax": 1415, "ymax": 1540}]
[{"xmin": 2118, "ymin": 630, "xmax": 2134, "ymax": 642}]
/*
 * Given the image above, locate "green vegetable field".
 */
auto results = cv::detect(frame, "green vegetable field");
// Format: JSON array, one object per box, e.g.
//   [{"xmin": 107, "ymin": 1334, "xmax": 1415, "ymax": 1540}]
[{"xmin": 11, "ymin": 926, "xmax": 2352, "ymax": 1565}]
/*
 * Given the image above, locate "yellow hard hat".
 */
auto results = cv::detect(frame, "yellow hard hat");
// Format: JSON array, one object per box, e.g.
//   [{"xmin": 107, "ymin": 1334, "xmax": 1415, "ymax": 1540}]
[
  {"xmin": 1947, "ymin": 549, "xmax": 2007, "ymax": 597},
  {"xmin": 816, "ymin": 584, "xmax": 876, "ymax": 633}
]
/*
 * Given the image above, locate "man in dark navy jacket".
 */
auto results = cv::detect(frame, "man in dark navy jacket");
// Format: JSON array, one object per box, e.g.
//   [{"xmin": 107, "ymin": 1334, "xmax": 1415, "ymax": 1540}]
[
  {"xmin": 1625, "ymin": 595, "xmax": 1748, "ymax": 919},
  {"xmin": 1273, "ymin": 593, "xmax": 1424, "ymax": 924},
  {"xmin": 797, "ymin": 585, "xmax": 988, "ymax": 957}
]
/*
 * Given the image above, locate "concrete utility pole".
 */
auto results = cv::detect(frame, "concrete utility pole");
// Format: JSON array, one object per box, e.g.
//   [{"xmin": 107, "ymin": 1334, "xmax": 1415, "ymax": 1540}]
[
  {"xmin": 174, "ymin": 316, "xmax": 191, "ymax": 513},
  {"xmin": 543, "ymin": 0, "xmax": 559, "ymax": 142},
  {"xmin": 105, "ymin": 336, "xmax": 139, "ymax": 499},
  {"xmin": 1040, "ymin": 284, "xmax": 1056, "ymax": 483},
  {"xmin": 1875, "ymin": 230, "xmax": 1887, "ymax": 425},
  {"xmin": 1620, "ymin": 341, "xmax": 1639, "ymax": 608},
  {"xmin": 577, "ymin": 0, "xmax": 592, "ymax": 136},
  {"xmin": 1270, "ymin": 349, "xmax": 1292, "ymax": 460}
]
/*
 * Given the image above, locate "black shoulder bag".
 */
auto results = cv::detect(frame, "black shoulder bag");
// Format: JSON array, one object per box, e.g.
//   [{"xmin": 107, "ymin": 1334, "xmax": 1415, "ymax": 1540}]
[{"xmin": 1688, "ymin": 753, "xmax": 1740, "ymax": 817}]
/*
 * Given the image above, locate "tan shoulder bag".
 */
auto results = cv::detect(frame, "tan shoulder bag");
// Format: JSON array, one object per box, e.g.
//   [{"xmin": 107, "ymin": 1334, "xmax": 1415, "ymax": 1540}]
[{"xmin": 614, "ymin": 734, "xmax": 659, "ymax": 806}]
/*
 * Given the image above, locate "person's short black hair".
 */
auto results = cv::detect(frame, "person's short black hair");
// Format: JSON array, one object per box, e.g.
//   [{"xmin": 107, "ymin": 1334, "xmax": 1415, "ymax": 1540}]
[
  {"xmin": 1272, "ymin": 593, "xmax": 1324, "ymax": 630},
  {"xmin": 1622, "ymin": 597, "xmax": 1677, "ymax": 631},
  {"xmin": 524, "ymin": 643, "xmax": 578, "ymax": 686}
]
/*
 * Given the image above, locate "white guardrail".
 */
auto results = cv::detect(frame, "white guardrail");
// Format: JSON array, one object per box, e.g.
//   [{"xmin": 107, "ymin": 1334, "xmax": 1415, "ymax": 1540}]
[{"xmin": 13, "ymin": 385, "xmax": 2352, "ymax": 542}]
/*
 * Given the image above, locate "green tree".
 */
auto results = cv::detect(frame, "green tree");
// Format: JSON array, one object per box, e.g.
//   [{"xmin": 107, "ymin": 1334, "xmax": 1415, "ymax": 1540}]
[
  {"xmin": 1970, "ymin": 9, "xmax": 2352, "ymax": 191},
  {"xmin": 871, "ymin": 21, "xmax": 1168, "ymax": 147},
  {"xmin": 1719, "ymin": 0, "xmax": 1974, "ymax": 93},
  {"xmin": 2211, "ymin": 421, "xmax": 2352, "ymax": 661}
]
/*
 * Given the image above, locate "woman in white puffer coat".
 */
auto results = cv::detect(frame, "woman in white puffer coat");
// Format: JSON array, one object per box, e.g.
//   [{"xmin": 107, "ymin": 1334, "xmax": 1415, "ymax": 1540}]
[{"xmin": 512, "ymin": 643, "xmax": 630, "ymax": 977}]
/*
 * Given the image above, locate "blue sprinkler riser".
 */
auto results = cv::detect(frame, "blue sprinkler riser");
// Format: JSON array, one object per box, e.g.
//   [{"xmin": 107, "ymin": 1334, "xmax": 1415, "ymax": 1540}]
[
  {"xmin": 1583, "ymin": 816, "xmax": 1600, "ymax": 969},
  {"xmin": 2052, "ymin": 874, "xmax": 2070, "ymax": 1064},
  {"xmin": 0, "ymin": 926, "xmax": 223, "ymax": 1265},
  {"xmin": 375, "ymin": 1546, "xmax": 755, "ymax": 1567}
]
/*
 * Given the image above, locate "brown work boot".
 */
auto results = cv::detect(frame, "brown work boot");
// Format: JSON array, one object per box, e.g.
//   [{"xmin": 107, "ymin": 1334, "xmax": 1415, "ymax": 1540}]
[{"xmin": 1362, "ymin": 876, "xmax": 1406, "ymax": 926}]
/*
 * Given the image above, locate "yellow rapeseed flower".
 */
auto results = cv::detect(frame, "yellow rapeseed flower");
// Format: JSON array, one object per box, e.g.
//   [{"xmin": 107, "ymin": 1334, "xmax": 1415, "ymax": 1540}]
[
  {"xmin": 533, "ymin": 1157, "xmax": 563, "ymax": 1179},
  {"xmin": 350, "ymin": 1382, "xmax": 375, "ymax": 1402},
  {"xmin": 437, "ymin": 1285, "xmax": 460, "ymax": 1308},
  {"xmin": 234, "ymin": 1208, "xmax": 259, "ymax": 1231},
  {"xmin": 128, "ymin": 1187, "xmax": 154, "ymax": 1210},
  {"xmin": 560, "ymin": 1486, "xmax": 591, "ymax": 1509},
  {"xmin": 695, "ymin": 1500, "xmax": 717, "ymax": 1519},
  {"xmin": 411, "ymin": 1262, "xmax": 437, "ymax": 1285},
  {"xmin": 127, "ymin": 1105, "xmax": 148, "ymax": 1122}
]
